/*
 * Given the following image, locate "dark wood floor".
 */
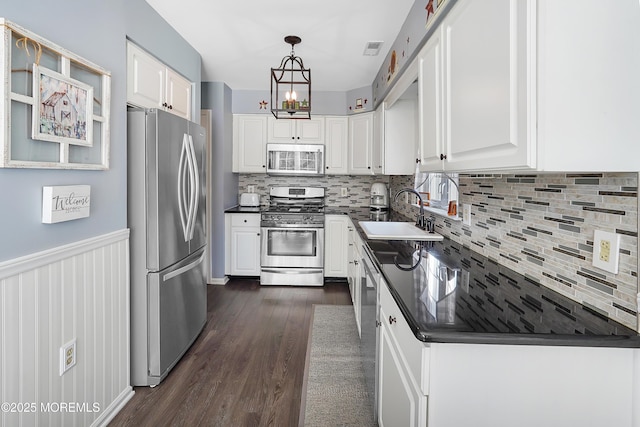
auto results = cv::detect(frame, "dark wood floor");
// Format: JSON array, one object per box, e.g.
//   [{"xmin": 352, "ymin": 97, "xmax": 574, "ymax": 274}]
[{"xmin": 109, "ymin": 279, "xmax": 352, "ymax": 427}]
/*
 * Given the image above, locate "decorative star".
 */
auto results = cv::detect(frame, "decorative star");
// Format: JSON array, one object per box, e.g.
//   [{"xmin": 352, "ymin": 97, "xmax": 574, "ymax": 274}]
[
  {"xmin": 407, "ymin": 37, "xmax": 410, "ymax": 44},
  {"xmin": 259, "ymin": 100, "xmax": 268, "ymax": 109},
  {"xmin": 426, "ymin": 0, "xmax": 434, "ymax": 21}
]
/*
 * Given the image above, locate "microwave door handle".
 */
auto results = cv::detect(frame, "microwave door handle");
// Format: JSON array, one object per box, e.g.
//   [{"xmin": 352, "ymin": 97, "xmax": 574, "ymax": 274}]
[{"xmin": 317, "ymin": 149, "xmax": 321, "ymax": 174}]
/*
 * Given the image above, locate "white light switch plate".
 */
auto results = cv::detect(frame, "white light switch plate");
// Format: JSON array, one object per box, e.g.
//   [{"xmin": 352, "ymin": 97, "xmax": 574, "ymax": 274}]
[{"xmin": 592, "ymin": 230, "xmax": 621, "ymax": 274}]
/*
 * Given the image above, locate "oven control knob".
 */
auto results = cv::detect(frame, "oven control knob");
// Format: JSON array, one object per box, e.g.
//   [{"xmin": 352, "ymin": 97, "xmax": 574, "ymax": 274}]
[{"xmin": 277, "ymin": 215, "xmax": 282, "ymax": 220}]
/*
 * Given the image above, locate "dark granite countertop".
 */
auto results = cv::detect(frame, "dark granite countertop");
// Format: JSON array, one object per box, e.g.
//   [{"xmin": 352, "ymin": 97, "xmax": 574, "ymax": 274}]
[
  {"xmin": 224, "ymin": 205, "xmax": 262, "ymax": 213},
  {"xmin": 332, "ymin": 207, "xmax": 640, "ymax": 348}
]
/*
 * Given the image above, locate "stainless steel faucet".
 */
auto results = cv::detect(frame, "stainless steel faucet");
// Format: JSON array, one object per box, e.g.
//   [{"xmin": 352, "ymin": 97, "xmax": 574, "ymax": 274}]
[{"xmin": 394, "ymin": 188, "xmax": 433, "ymax": 232}]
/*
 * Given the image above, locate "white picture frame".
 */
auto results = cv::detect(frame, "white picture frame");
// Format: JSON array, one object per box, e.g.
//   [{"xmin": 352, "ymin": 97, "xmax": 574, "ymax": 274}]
[
  {"xmin": 32, "ymin": 65, "xmax": 94, "ymax": 147},
  {"xmin": 0, "ymin": 18, "xmax": 111, "ymax": 170}
]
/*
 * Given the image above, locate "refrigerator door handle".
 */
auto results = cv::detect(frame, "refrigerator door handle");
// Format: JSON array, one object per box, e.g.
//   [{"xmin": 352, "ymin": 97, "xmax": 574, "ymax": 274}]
[
  {"xmin": 162, "ymin": 250, "xmax": 206, "ymax": 281},
  {"xmin": 187, "ymin": 134, "xmax": 199, "ymax": 241},
  {"xmin": 178, "ymin": 134, "xmax": 191, "ymax": 242}
]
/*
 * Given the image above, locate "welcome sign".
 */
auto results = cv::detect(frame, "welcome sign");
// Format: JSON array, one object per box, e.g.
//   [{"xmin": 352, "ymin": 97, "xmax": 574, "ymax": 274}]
[{"xmin": 42, "ymin": 185, "xmax": 91, "ymax": 224}]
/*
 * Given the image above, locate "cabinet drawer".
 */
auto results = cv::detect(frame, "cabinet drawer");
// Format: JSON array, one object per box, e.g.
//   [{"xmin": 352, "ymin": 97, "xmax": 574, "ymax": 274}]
[
  {"xmin": 230, "ymin": 213, "xmax": 260, "ymax": 227},
  {"xmin": 380, "ymin": 281, "xmax": 431, "ymax": 395}
]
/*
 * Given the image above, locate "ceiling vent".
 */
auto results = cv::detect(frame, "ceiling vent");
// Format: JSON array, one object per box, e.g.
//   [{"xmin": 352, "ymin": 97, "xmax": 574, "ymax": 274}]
[{"xmin": 363, "ymin": 41, "xmax": 384, "ymax": 56}]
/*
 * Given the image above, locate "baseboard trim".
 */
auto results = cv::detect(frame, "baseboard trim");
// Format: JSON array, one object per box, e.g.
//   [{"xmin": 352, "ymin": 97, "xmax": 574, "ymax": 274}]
[
  {"xmin": 208, "ymin": 276, "xmax": 229, "ymax": 285},
  {"xmin": 92, "ymin": 387, "xmax": 135, "ymax": 427}
]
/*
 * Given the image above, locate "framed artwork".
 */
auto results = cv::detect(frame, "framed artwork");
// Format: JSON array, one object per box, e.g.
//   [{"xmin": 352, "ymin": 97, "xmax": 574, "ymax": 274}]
[
  {"xmin": 0, "ymin": 18, "xmax": 111, "ymax": 170},
  {"xmin": 32, "ymin": 65, "xmax": 94, "ymax": 147}
]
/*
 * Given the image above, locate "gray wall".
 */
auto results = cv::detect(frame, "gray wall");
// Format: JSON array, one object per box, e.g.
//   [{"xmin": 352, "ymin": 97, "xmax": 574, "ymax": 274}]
[
  {"xmin": 0, "ymin": 0, "xmax": 201, "ymax": 262},
  {"xmin": 202, "ymin": 82, "xmax": 237, "ymax": 280}
]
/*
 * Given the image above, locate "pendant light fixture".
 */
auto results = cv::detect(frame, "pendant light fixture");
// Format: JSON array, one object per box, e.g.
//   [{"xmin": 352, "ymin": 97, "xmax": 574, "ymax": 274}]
[{"xmin": 271, "ymin": 35, "xmax": 311, "ymax": 119}]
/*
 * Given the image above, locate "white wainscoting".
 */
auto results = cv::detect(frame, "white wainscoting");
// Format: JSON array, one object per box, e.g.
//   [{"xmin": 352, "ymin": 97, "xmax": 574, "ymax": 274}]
[{"xmin": 0, "ymin": 229, "xmax": 133, "ymax": 427}]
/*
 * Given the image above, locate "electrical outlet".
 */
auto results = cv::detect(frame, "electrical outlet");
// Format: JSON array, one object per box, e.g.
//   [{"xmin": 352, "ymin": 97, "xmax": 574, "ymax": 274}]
[
  {"xmin": 341, "ymin": 187, "xmax": 348, "ymax": 197},
  {"xmin": 599, "ymin": 239, "xmax": 610, "ymax": 262},
  {"xmin": 247, "ymin": 185, "xmax": 255, "ymax": 193},
  {"xmin": 592, "ymin": 230, "xmax": 621, "ymax": 274},
  {"xmin": 463, "ymin": 204, "xmax": 472, "ymax": 226},
  {"xmin": 60, "ymin": 339, "xmax": 77, "ymax": 376}
]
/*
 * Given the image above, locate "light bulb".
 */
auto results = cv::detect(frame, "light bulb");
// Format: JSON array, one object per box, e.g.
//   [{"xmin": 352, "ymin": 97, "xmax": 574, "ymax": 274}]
[
  {"xmin": 285, "ymin": 91, "xmax": 291, "ymax": 101},
  {"xmin": 291, "ymin": 90, "xmax": 297, "ymax": 101}
]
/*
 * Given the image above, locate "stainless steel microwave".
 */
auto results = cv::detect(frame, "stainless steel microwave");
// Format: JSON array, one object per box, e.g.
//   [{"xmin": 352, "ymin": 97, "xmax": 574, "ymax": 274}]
[{"xmin": 266, "ymin": 143, "xmax": 324, "ymax": 176}]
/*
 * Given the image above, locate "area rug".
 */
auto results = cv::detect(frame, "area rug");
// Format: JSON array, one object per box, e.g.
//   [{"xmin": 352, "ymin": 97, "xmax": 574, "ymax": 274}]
[{"xmin": 300, "ymin": 305, "xmax": 375, "ymax": 427}]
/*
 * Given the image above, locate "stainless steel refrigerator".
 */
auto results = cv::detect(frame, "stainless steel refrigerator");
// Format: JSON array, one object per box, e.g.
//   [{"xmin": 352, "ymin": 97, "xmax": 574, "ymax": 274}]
[{"xmin": 127, "ymin": 108, "xmax": 207, "ymax": 386}]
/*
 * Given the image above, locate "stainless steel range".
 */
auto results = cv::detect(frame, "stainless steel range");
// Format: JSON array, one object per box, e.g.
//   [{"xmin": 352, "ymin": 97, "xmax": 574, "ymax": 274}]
[{"xmin": 260, "ymin": 186, "xmax": 325, "ymax": 286}]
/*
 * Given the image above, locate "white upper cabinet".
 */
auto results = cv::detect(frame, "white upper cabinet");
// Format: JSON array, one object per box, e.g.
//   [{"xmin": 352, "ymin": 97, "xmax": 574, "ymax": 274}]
[
  {"xmin": 418, "ymin": 0, "xmax": 532, "ymax": 172},
  {"xmin": 165, "ymin": 68, "xmax": 192, "ymax": 120},
  {"xmin": 372, "ymin": 105, "xmax": 384, "ymax": 175},
  {"xmin": 535, "ymin": 0, "xmax": 640, "ymax": 171},
  {"xmin": 233, "ymin": 115, "xmax": 267, "ymax": 173},
  {"xmin": 417, "ymin": 29, "xmax": 444, "ymax": 171},
  {"xmin": 348, "ymin": 112, "xmax": 375, "ymax": 175},
  {"xmin": 416, "ymin": 0, "xmax": 640, "ymax": 173},
  {"xmin": 324, "ymin": 116, "xmax": 349, "ymax": 175},
  {"xmin": 383, "ymin": 97, "xmax": 418, "ymax": 175},
  {"xmin": 126, "ymin": 41, "xmax": 192, "ymax": 120},
  {"xmin": 267, "ymin": 116, "xmax": 325, "ymax": 143}
]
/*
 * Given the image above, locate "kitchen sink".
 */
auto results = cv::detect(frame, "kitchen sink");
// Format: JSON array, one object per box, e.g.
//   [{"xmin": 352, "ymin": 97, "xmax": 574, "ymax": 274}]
[{"xmin": 359, "ymin": 221, "xmax": 444, "ymax": 241}]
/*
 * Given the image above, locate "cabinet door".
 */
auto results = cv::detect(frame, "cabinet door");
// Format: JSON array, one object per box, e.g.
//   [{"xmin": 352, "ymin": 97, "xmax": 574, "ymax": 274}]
[
  {"xmin": 234, "ymin": 115, "xmax": 267, "ymax": 173},
  {"xmin": 384, "ymin": 98, "xmax": 417, "ymax": 175},
  {"xmin": 267, "ymin": 116, "xmax": 324, "ymax": 143},
  {"xmin": 443, "ymin": 0, "xmax": 532, "ymax": 171},
  {"xmin": 348, "ymin": 113, "xmax": 374, "ymax": 175},
  {"xmin": 347, "ymin": 223, "xmax": 357, "ymax": 303},
  {"xmin": 418, "ymin": 27, "xmax": 444, "ymax": 172},
  {"xmin": 230, "ymin": 228, "xmax": 261, "ymax": 275},
  {"xmin": 324, "ymin": 117, "xmax": 349, "ymax": 174},
  {"xmin": 324, "ymin": 215, "xmax": 349, "ymax": 277},
  {"xmin": 378, "ymin": 322, "xmax": 422, "ymax": 427},
  {"xmin": 127, "ymin": 42, "xmax": 165, "ymax": 109},
  {"xmin": 372, "ymin": 105, "xmax": 384, "ymax": 175},
  {"xmin": 268, "ymin": 117, "xmax": 295, "ymax": 142},
  {"xmin": 297, "ymin": 117, "xmax": 325, "ymax": 143},
  {"xmin": 166, "ymin": 69, "xmax": 192, "ymax": 120}
]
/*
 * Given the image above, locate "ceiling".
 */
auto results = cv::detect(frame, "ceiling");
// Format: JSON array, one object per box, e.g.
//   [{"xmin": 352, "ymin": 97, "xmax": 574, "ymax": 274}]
[{"xmin": 145, "ymin": 0, "xmax": 415, "ymax": 92}]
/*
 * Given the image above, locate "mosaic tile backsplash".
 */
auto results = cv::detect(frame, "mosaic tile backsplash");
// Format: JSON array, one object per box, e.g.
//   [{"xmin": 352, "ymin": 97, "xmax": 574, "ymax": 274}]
[
  {"xmin": 237, "ymin": 172, "xmax": 639, "ymax": 330},
  {"xmin": 391, "ymin": 173, "xmax": 639, "ymax": 331},
  {"xmin": 238, "ymin": 174, "xmax": 389, "ymax": 208}
]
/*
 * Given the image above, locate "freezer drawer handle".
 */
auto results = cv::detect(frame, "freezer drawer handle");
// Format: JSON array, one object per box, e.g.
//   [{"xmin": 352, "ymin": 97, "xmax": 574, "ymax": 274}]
[{"xmin": 163, "ymin": 251, "xmax": 206, "ymax": 281}]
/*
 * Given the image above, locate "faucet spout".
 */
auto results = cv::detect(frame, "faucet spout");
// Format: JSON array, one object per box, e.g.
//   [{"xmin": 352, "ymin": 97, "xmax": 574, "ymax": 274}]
[{"xmin": 394, "ymin": 188, "xmax": 429, "ymax": 230}]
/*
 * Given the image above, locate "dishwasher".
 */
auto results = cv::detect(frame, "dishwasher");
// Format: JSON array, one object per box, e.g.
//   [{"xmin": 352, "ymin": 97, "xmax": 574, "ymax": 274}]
[{"xmin": 361, "ymin": 245, "xmax": 381, "ymax": 422}]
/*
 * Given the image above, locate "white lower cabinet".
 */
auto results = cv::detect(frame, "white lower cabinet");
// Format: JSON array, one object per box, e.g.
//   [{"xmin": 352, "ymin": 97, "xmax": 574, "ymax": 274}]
[
  {"xmin": 224, "ymin": 213, "xmax": 261, "ymax": 276},
  {"xmin": 377, "ymin": 276, "xmax": 640, "ymax": 427},
  {"xmin": 347, "ymin": 219, "xmax": 363, "ymax": 336},
  {"xmin": 378, "ymin": 279, "xmax": 428, "ymax": 427},
  {"xmin": 324, "ymin": 215, "xmax": 349, "ymax": 277}
]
